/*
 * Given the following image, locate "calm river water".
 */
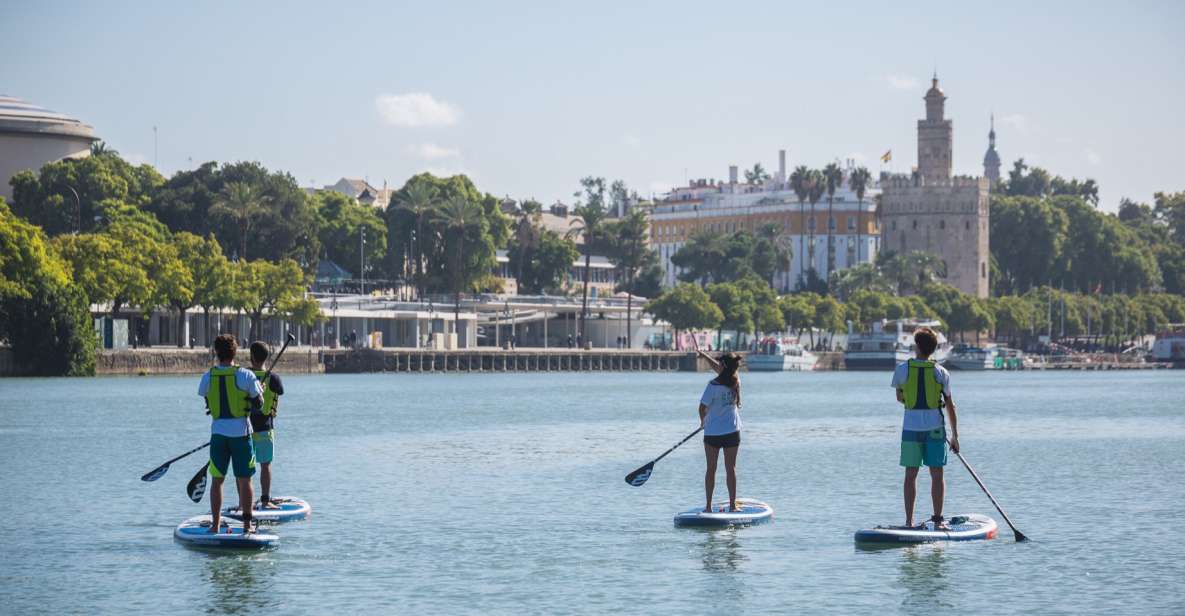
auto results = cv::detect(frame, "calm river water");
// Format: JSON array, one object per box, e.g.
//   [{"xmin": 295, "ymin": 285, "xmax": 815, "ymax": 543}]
[{"xmin": 1, "ymin": 370, "xmax": 1183, "ymax": 615}]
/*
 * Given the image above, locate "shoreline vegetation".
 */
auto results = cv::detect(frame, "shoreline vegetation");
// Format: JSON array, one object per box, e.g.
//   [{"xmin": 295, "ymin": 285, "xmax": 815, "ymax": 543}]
[{"xmin": 2, "ymin": 146, "xmax": 1184, "ymax": 376}]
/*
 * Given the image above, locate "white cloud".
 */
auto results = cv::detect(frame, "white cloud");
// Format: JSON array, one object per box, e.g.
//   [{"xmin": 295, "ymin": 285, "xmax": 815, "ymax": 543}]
[
  {"xmin": 1084, "ymin": 148, "xmax": 1102, "ymax": 166},
  {"xmin": 406, "ymin": 143, "xmax": 460, "ymax": 160},
  {"xmin": 375, "ymin": 92, "xmax": 461, "ymax": 127},
  {"xmin": 886, "ymin": 74, "xmax": 918, "ymax": 90},
  {"xmin": 998, "ymin": 113, "xmax": 1029, "ymax": 136},
  {"xmin": 621, "ymin": 133, "xmax": 642, "ymax": 148}
]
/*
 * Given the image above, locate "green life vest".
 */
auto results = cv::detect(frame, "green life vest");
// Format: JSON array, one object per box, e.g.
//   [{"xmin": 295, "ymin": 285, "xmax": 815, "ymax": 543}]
[
  {"xmin": 206, "ymin": 366, "xmax": 250, "ymax": 419},
  {"xmin": 903, "ymin": 359, "xmax": 943, "ymax": 410},
  {"xmin": 253, "ymin": 369, "xmax": 278, "ymax": 416}
]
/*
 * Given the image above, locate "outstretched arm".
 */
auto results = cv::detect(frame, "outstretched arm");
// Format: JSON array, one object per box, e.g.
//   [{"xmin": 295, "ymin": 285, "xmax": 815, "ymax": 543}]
[{"xmin": 691, "ymin": 337, "xmax": 723, "ymax": 374}]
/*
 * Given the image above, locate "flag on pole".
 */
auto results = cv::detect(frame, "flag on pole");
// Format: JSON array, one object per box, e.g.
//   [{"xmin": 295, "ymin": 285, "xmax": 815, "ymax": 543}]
[{"xmin": 880, "ymin": 149, "xmax": 892, "ymax": 163}]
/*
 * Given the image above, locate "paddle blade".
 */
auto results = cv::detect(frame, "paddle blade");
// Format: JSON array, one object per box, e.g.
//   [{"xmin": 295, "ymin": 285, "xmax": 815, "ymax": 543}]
[
  {"xmin": 625, "ymin": 462, "xmax": 655, "ymax": 487},
  {"xmin": 140, "ymin": 464, "xmax": 170, "ymax": 482},
  {"xmin": 1014, "ymin": 530, "xmax": 1029, "ymax": 542},
  {"xmin": 187, "ymin": 466, "xmax": 208, "ymax": 503}
]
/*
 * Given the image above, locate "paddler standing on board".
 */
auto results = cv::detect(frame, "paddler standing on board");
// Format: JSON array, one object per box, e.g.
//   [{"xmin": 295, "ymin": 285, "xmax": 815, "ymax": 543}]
[
  {"xmin": 694, "ymin": 344, "xmax": 745, "ymax": 513},
  {"xmin": 199, "ymin": 334, "xmax": 264, "ymax": 533},
  {"xmin": 892, "ymin": 327, "xmax": 959, "ymax": 529},
  {"xmin": 247, "ymin": 341, "xmax": 285, "ymax": 510}
]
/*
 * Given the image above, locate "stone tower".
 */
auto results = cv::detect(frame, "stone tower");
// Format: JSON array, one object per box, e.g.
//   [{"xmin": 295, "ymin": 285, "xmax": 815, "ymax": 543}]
[
  {"xmin": 983, "ymin": 114, "xmax": 1001, "ymax": 186},
  {"xmin": 917, "ymin": 75, "xmax": 953, "ymax": 182},
  {"xmin": 880, "ymin": 77, "xmax": 990, "ymax": 299}
]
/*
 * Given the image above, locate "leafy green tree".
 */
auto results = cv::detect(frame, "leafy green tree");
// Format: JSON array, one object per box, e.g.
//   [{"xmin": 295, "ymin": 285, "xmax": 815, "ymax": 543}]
[
  {"xmin": 510, "ymin": 228, "xmax": 578, "ymax": 294},
  {"xmin": 211, "ymin": 181, "xmax": 267, "ymax": 261},
  {"xmin": 645, "ymin": 283, "xmax": 723, "ymax": 349},
  {"xmin": 707, "ymin": 282, "xmax": 754, "ymax": 348},
  {"xmin": 882, "ymin": 251, "xmax": 947, "ymax": 295},
  {"xmin": 314, "ymin": 190, "xmax": 387, "ymax": 283},
  {"xmin": 990, "ymin": 195, "xmax": 1069, "ymax": 293},
  {"xmin": 789, "ymin": 165, "xmax": 811, "ymax": 282},
  {"xmin": 178, "ymin": 233, "xmax": 233, "ymax": 347},
  {"xmin": 0, "ymin": 199, "xmax": 95, "ymax": 375},
  {"xmin": 8, "ymin": 150, "xmax": 163, "ymax": 236},
  {"xmin": 812, "ymin": 295, "xmax": 846, "ymax": 347},
  {"xmin": 671, "ymin": 230, "xmax": 727, "ymax": 285},
  {"xmin": 434, "ymin": 195, "xmax": 488, "ymax": 330},
  {"xmin": 829, "ymin": 262, "xmax": 891, "ymax": 301},
  {"xmin": 238, "ymin": 259, "xmax": 309, "ymax": 341},
  {"xmin": 779, "ymin": 293, "xmax": 818, "ymax": 343},
  {"xmin": 1154, "ymin": 191, "xmax": 1185, "ymax": 247},
  {"xmin": 511, "ymin": 199, "xmax": 543, "ymax": 284},
  {"xmin": 987, "ymin": 295, "xmax": 1034, "ymax": 345}
]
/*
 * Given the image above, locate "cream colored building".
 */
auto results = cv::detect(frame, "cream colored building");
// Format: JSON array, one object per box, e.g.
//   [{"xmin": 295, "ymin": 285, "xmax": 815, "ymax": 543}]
[
  {"xmin": 879, "ymin": 77, "xmax": 990, "ymax": 298},
  {"xmin": 650, "ymin": 153, "xmax": 882, "ymax": 291},
  {"xmin": 0, "ymin": 95, "xmax": 97, "ymax": 200}
]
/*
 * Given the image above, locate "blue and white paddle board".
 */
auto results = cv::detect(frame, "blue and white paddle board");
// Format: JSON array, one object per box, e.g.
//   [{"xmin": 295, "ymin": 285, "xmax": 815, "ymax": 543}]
[
  {"xmin": 854, "ymin": 513, "xmax": 997, "ymax": 544},
  {"xmin": 174, "ymin": 515, "xmax": 279, "ymax": 549},
  {"xmin": 674, "ymin": 498, "xmax": 773, "ymax": 528},
  {"xmin": 223, "ymin": 496, "xmax": 311, "ymax": 523}
]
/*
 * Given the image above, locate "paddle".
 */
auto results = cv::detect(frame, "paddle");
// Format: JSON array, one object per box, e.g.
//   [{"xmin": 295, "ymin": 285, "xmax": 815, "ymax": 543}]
[
  {"xmin": 625, "ymin": 426, "xmax": 703, "ymax": 487},
  {"xmin": 947, "ymin": 438, "xmax": 1029, "ymax": 542},
  {"xmin": 140, "ymin": 441, "xmax": 210, "ymax": 482},
  {"xmin": 183, "ymin": 332, "xmax": 296, "ymax": 503}
]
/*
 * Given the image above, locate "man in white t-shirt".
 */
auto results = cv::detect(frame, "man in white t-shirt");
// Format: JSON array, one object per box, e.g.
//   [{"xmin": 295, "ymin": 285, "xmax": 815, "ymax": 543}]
[{"xmin": 890, "ymin": 327, "xmax": 959, "ymax": 529}]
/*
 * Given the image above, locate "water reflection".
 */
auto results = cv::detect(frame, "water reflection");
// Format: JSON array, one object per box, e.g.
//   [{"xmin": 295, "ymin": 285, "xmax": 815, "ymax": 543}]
[
  {"xmin": 897, "ymin": 545, "xmax": 952, "ymax": 612},
  {"xmin": 697, "ymin": 529, "xmax": 747, "ymax": 602},
  {"xmin": 201, "ymin": 552, "xmax": 274, "ymax": 615}
]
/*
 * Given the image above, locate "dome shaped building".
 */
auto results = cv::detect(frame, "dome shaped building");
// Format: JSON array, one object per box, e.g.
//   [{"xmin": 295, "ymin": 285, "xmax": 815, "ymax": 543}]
[{"xmin": 0, "ymin": 95, "xmax": 98, "ymax": 200}]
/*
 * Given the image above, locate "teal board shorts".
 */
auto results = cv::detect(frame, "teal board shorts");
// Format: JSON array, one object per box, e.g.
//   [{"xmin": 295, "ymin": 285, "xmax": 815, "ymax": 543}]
[
  {"xmin": 900, "ymin": 427, "xmax": 947, "ymax": 468},
  {"xmin": 252, "ymin": 430, "xmax": 274, "ymax": 464},
  {"xmin": 209, "ymin": 433, "xmax": 256, "ymax": 478}
]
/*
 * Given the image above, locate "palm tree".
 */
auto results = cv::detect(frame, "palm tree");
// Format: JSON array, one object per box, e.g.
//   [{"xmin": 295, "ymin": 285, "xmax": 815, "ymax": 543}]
[
  {"xmin": 433, "ymin": 196, "xmax": 483, "ymax": 336},
  {"xmin": 757, "ymin": 222, "xmax": 790, "ymax": 290},
  {"xmin": 848, "ymin": 167, "xmax": 872, "ymax": 264},
  {"xmin": 567, "ymin": 201, "xmax": 609, "ymax": 347},
  {"xmin": 394, "ymin": 183, "xmax": 437, "ymax": 298},
  {"xmin": 744, "ymin": 163, "xmax": 770, "ymax": 185},
  {"xmin": 822, "ymin": 163, "xmax": 844, "ymax": 279},
  {"xmin": 513, "ymin": 199, "xmax": 543, "ymax": 284},
  {"xmin": 806, "ymin": 169, "xmax": 825, "ymax": 280},
  {"xmin": 789, "ymin": 166, "xmax": 811, "ymax": 287},
  {"xmin": 211, "ymin": 182, "xmax": 267, "ymax": 261},
  {"xmin": 607, "ymin": 210, "xmax": 650, "ymax": 347}
]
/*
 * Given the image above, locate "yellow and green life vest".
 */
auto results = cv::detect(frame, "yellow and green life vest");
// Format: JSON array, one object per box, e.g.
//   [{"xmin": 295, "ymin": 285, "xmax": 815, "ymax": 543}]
[
  {"xmin": 903, "ymin": 359, "xmax": 943, "ymax": 410},
  {"xmin": 206, "ymin": 366, "xmax": 251, "ymax": 419},
  {"xmin": 253, "ymin": 369, "xmax": 278, "ymax": 416}
]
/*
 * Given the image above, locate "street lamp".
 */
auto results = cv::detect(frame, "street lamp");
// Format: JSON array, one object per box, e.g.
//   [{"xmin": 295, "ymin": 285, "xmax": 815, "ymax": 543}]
[{"xmin": 64, "ymin": 185, "xmax": 81, "ymax": 234}]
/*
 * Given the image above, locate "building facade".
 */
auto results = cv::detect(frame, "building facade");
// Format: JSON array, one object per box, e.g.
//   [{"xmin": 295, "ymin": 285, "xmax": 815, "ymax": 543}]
[
  {"xmin": 650, "ymin": 153, "xmax": 882, "ymax": 290},
  {"xmin": 880, "ymin": 77, "xmax": 990, "ymax": 298},
  {"xmin": 0, "ymin": 95, "xmax": 97, "ymax": 200}
]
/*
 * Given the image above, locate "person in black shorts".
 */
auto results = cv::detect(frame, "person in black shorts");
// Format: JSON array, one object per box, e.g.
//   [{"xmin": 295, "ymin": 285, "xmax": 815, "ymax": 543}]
[{"xmin": 695, "ymin": 348, "xmax": 743, "ymax": 512}]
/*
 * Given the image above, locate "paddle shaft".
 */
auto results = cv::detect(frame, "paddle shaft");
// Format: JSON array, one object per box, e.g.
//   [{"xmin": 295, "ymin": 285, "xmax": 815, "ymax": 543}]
[
  {"xmin": 652, "ymin": 426, "xmax": 704, "ymax": 465},
  {"xmin": 947, "ymin": 438, "xmax": 1027, "ymax": 541},
  {"xmin": 160, "ymin": 441, "xmax": 209, "ymax": 469}
]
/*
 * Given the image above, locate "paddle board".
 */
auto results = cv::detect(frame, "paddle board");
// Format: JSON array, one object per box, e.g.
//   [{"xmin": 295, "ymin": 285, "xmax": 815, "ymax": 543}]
[
  {"xmin": 174, "ymin": 515, "xmax": 279, "ymax": 549},
  {"xmin": 854, "ymin": 513, "xmax": 997, "ymax": 544},
  {"xmin": 223, "ymin": 496, "xmax": 311, "ymax": 523},
  {"xmin": 674, "ymin": 498, "xmax": 773, "ymax": 528}
]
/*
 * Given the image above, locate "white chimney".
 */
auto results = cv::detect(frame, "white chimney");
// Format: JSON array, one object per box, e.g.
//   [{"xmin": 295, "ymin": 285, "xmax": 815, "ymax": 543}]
[
  {"xmin": 778, "ymin": 149, "xmax": 787, "ymax": 184},
  {"xmin": 729, "ymin": 165, "xmax": 738, "ymax": 184}
]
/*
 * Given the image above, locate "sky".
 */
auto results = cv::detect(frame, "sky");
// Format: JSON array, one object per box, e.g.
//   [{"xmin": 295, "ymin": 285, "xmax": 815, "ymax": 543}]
[{"xmin": 3, "ymin": 1, "xmax": 1183, "ymax": 211}]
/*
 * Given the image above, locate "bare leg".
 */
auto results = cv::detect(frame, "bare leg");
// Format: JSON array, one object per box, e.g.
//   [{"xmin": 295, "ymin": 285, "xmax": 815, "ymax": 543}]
[
  {"xmin": 903, "ymin": 466, "xmax": 920, "ymax": 526},
  {"xmin": 723, "ymin": 446, "xmax": 739, "ymax": 510},
  {"xmin": 209, "ymin": 476, "xmax": 225, "ymax": 533},
  {"xmin": 704, "ymin": 444, "xmax": 720, "ymax": 511},
  {"xmin": 929, "ymin": 466, "xmax": 945, "ymax": 523},
  {"xmin": 236, "ymin": 477, "xmax": 255, "ymax": 532},
  {"xmin": 259, "ymin": 463, "xmax": 272, "ymax": 507}
]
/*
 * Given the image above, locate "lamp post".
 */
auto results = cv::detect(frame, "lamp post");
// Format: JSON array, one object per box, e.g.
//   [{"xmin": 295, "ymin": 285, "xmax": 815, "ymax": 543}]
[
  {"xmin": 64, "ymin": 185, "xmax": 81, "ymax": 234},
  {"xmin": 360, "ymin": 227, "xmax": 366, "ymax": 295}
]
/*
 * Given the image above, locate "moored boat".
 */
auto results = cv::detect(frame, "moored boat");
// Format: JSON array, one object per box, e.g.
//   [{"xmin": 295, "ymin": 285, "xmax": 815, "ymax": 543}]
[
  {"xmin": 746, "ymin": 337, "xmax": 818, "ymax": 372},
  {"xmin": 844, "ymin": 319, "xmax": 949, "ymax": 371}
]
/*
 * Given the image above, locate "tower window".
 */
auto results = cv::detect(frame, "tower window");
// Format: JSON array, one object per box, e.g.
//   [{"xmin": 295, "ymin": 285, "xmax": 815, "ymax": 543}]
[
  {"xmin": 981, "ymin": 262, "xmax": 987, "ymax": 278},
  {"xmin": 912, "ymin": 220, "xmax": 918, "ymax": 230},
  {"xmin": 939, "ymin": 220, "xmax": 946, "ymax": 230},
  {"xmin": 847, "ymin": 217, "xmax": 856, "ymax": 231},
  {"xmin": 965, "ymin": 221, "xmax": 971, "ymax": 230},
  {"xmin": 892, "ymin": 220, "xmax": 897, "ymax": 231}
]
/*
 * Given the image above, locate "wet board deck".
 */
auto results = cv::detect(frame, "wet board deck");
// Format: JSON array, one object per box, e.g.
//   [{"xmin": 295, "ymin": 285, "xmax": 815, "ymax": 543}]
[
  {"xmin": 174, "ymin": 515, "xmax": 279, "ymax": 549},
  {"xmin": 854, "ymin": 513, "xmax": 997, "ymax": 544},
  {"xmin": 223, "ymin": 496, "xmax": 311, "ymax": 523},
  {"xmin": 674, "ymin": 498, "xmax": 773, "ymax": 528}
]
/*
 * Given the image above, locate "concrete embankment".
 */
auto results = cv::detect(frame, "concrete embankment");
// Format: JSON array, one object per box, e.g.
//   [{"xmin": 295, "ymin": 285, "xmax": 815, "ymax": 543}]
[{"xmin": 95, "ymin": 348, "xmax": 324, "ymax": 376}]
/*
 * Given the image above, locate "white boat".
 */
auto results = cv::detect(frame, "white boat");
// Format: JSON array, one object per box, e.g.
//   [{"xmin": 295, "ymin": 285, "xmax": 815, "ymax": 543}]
[
  {"xmin": 944, "ymin": 344, "xmax": 998, "ymax": 370},
  {"xmin": 844, "ymin": 319, "xmax": 949, "ymax": 371},
  {"xmin": 746, "ymin": 337, "xmax": 818, "ymax": 372}
]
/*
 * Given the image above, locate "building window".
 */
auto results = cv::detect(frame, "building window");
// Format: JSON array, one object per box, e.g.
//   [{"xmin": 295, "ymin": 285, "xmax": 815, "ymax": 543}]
[
  {"xmin": 847, "ymin": 217, "xmax": 856, "ymax": 231},
  {"xmin": 891, "ymin": 220, "xmax": 897, "ymax": 231},
  {"xmin": 939, "ymin": 220, "xmax": 945, "ymax": 230},
  {"xmin": 965, "ymin": 221, "xmax": 971, "ymax": 230},
  {"xmin": 912, "ymin": 220, "xmax": 918, "ymax": 230},
  {"xmin": 982, "ymin": 262, "xmax": 987, "ymax": 278},
  {"xmin": 808, "ymin": 218, "xmax": 816, "ymax": 231},
  {"xmin": 828, "ymin": 216, "xmax": 836, "ymax": 231}
]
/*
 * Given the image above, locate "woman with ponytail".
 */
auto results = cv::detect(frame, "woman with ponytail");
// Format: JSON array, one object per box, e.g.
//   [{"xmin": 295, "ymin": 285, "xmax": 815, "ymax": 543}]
[{"xmin": 696, "ymin": 349, "xmax": 744, "ymax": 512}]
